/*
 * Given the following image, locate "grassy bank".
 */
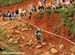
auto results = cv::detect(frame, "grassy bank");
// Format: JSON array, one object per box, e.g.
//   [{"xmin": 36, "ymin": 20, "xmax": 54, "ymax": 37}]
[
  {"xmin": 0, "ymin": 0, "xmax": 26, "ymax": 7},
  {"xmin": 43, "ymin": 7, "xmax": 75, "ymax": 34}
]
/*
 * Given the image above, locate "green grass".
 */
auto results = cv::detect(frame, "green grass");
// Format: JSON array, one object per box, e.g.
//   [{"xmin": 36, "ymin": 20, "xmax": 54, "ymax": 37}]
[
  {"xmin": 0, "ymin": 0, "xmax": 26, "ymax": 7},
  {"xmin": 43, "ymin": 9, "xmax": 55, "ymax": 14},
  {"xmin": 43, "ymin": 7, "xmax": 75, "ymax": 34}
]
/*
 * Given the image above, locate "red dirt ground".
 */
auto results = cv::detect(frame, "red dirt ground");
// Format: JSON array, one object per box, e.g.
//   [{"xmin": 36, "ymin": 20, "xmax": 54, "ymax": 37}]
[
  {"xmin": 0, "ymin": 19, "xmax": 74, "ymax": 55},
  {"xmin": 0, "ymin": 0, "xmax": 74, "ymax": 40},
  {"xmin": 0, "ymin": 0, "xmax": 75, "ymax": 55}
]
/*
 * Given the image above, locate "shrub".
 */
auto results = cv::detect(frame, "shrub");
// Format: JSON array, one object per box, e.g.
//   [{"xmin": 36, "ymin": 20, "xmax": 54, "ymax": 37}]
[
  {"xmin": 43, "ymin": 9, "xmax": 54, "ymax": 14},
  {"xmin": 72, "ymin": 1, "xmax": 75, "ymax": 6},
  {"xmin": 67, "ymin": 9, "xmax": 74, "ymax": 17},
  {"xmin": 59, "ymin": 12, "xmax": 68, "ymax": 20},
  {"xmin": 69, "ymin": 27, "xmax": 75, "ymax": 34},
  {"xmin": 54, "ymin": 8, "xmax": 64, "ymax": 13},
  {"xmin": 59, "ymin": 8, "xmax": 75, "ymax": 34},
  {"xmin": 0, "ymin": 0, "xmax": 25, "ymax": 7},
  {"xmin": 64, "ymin": 20, "xmax": 73, "ymax": 27},
  {"xmin": 35, "ymin": 12, "xmax": 44, "ymax": 18}
]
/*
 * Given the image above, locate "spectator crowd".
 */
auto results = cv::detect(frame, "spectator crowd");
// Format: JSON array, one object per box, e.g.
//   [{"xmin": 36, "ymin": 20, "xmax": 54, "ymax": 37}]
[{"xmin": 0, "ymin": 0, "xmax": 74, "ymax": 20}]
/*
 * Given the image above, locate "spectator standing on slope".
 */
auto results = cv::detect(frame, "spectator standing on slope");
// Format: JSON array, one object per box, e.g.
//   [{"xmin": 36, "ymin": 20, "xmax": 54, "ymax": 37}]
[
  {"xmin": 45, "ymin": 3, "xmax": 51, "ymax": 9},
  {"xmin": 33, "ymin": 5, "xmax": 37, "ymax": 12},
  {"xmin": 28, "ymin": 10, "xmax": 32, "ymax": 19},
  {"xmin": 18, "ymin": 8, "xmax": 22, "ymax": 16},
  {"xmin": 7, "ymin": 11, "xmax": 11, "ymax": 20},
  {"xmin": 15, "ymin": 9, "xmax": 19, "ymax": 15},
  {"xmin": 43, "ymin": 0, "xmax": 46, "ymax": 4},
  {"xmin": 23, "ymin": 10, "xmax": 27, "ymax": 16},
  {"xmin": 29, "ymin": 4, "xmax": 37, "ymax": 12},
  {"xmin": 11, "ymin": 12, "xmax": 17, "ymax": 20},
  {"xmin": 38, "ymin": 1, "xmax": 44, "ymax": 12},
  {"xmin": 29, "ymin": 4, "xmax": 34, "ymax": 12},
  {"xmin": 2, "ymin": 12, "xmax": 7, "ymax": 20},
  {"xmin": 51, "ymin": 3, "xmax": 56, "ymax": 9},
  {"xmin": 22, "ymin": 9, "xmax": 27, "ymax": 19},
  {"xmin": 2, "ymin": 11, "xmax": 8, "ymax": 20}
]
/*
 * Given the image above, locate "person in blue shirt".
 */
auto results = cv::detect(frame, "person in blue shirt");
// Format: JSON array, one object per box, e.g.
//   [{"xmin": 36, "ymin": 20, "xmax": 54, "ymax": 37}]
[
  {"xmin": 11, "ymin": 12, "xmax": 17, "ymax": 20},
  {"xmin": 33, "ymin": 5, "xmax": 37, "ymax": 12}
]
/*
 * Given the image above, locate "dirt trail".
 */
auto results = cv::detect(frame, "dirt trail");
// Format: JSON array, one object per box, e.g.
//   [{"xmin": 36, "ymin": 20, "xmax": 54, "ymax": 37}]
[
  {"xmin": 0, "ymin": 0, "xmax": 74, "ymax": 44},
  {"xmin": 0, "ymin": 0, "xmax": 75, "ymax": 55}
]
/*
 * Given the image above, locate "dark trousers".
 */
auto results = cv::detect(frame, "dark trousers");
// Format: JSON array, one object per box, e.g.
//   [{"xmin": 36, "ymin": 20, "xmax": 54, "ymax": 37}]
[{"xmin": 36, "ymin": 35, "xmax": 41, "ymax": 41}]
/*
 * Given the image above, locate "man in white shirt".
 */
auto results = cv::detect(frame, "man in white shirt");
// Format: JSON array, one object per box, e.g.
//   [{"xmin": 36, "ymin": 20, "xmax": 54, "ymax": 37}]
[
  {"xmin": 38, "ymin": 1, "xmax": 44, "ymax": 12},
  {"xmin": 18, "ymin": 8, "xmax": 22, "ymax": 16},
  {"xmin": 23, "ymin": 10, "xmax": 27, "ymax": 16}
]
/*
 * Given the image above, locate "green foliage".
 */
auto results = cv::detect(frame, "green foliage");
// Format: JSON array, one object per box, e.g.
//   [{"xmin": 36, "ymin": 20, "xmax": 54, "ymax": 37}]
[
  {"xmin": 3, "ymin": 47, "xmax": 11, "ymax": 52},
  {"xmin": 0, "ymin": 0, "xmax": 25, "ymax": 7},
  {"xmin": 43, "ymin": 8, "xmax": 75, "ymax": 34},
  {"xmin": 43, "ymin": 9, "xmax": 54, "ymax": 14},
  {"xmin": 72, "ymin": 1, "xmax": 75, "ymax": 6},
  {"xmin": 59, "ymin": 12, "xmax": 68, "ymax": 20},
  {"xmin": 67, "ymin": 9, "xmax": 74, "ymax": 17},
  {"xmin": 59, "ymin": 8, "xmax": 75, "ymax": 34},
  {"xmin": 65, "ymin": 20, "xmax": 73, "ymax": 27},
  {"xmin": 0, "ymin": 29, "xmax": 7, "ymax": 40},
  {"xmin": 69, "ymin": 27, "xmax": 75, "ymax": 34},
  {"xmin": 54, "ymin": 8, "xmax": 64, "ymax": 13},
  {"xmin": 0, "ymin": 29, "xmax": 4, "ymax": 33},
  {"xmin": 35, "ymin": 12, "xmax": 44, "ymax": 18}
]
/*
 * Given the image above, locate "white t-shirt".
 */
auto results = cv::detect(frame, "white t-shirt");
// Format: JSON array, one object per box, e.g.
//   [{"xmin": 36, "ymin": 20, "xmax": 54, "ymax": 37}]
[
  {"xmin": 19, "ymin": 8, "xmax": 22, "ymax": 14},
  {"xmin": 23, "ymin": 10, "xmax": 26, "ymax": 14},
  {"xmin": 38, "ymin": 1, "xmax": 42, "ymax": 6},
  {"xmin": 65, "ymin": 1, "xmax": 70, "ymax": 5}
]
